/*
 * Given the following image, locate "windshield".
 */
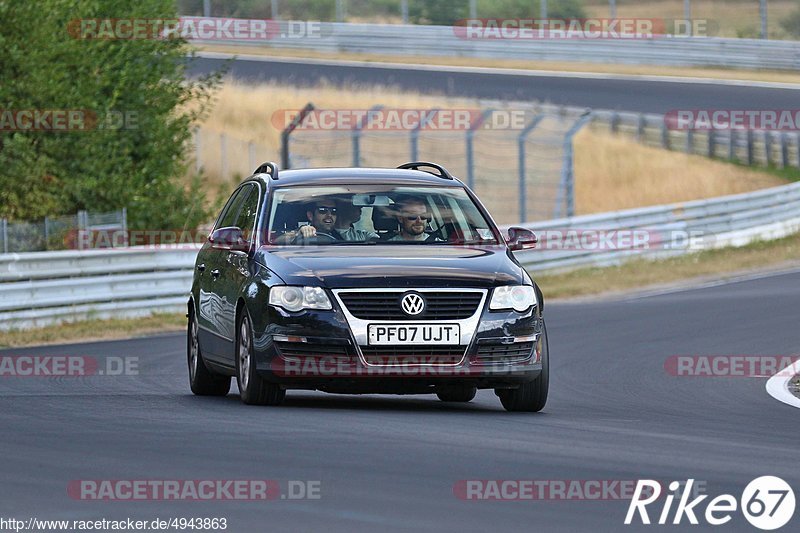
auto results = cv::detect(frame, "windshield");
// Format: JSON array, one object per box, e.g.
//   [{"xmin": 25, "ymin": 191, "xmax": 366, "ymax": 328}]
[{"xmin": 266, "ymin": 184, "xmax": 499, "ymax": 246}]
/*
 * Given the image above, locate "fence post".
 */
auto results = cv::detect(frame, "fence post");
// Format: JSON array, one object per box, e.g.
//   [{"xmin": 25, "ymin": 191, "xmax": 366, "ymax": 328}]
[
  {"xmin": 707, "ymin": 130, "xmax": 715, "ymax": 158},
  {"xmin": 77, "ymin": 210, "xmax": 88, "ymax": 250},
  {"xmin": 1, "ymin": 218, "xmax": 7, "ymax": 254},
  {"xmin": 121, "ymin": 207, "xmax": 128, "ymax": 247},
  {"xmin": 746, "ymin": 129, "xmax": 754, "ymax": 165},
  {"xmin": 248, "ymin": 141, "xmax": 256, "ymax": 173},
  {"xmin": 728, "ymin": 130, "xmax": 736, "ymax": 161},
  {"xmin": 764, "ymin": 131, "xmax": 773, "ymax": 167},
  {"xmin": 281, "ymin": 102, "xmax": 315, "ymax": 170},
  {"xmin": 557, "ymin": 111, "xmax": 593, "ymax": 219},
  {"xmin": 781, "ymin": 133, "xmax": 789, "ymax": 169},
  {"xmin": 685, "ymin": 128, "xmax": 694, "ymax": 154},
  {"xmin": 661, "ymin": 119, "xmax": 670, "ymax": 150},
  {"xmin": 194, "ymin": 127, "xmax": 202, "ymax": 173},
  {"xmin": 517, "ymin": 114, "xmax": 546, "ymax": 224},
  {"xmin": 636, "ymin": 113, "xmax": 645, "ymax": 142},
  {"xmin": 44, "ymin": 216, "xmax": 49, "ymax": 250},
  {"xmin": 465, "ymin": 109, "xmax": 493, "ymax": 190},
  {"xmin": 610, "ymin": 111, "xmax": 619, "ymax": 133},
  {"xmin": 220, "ymin": 133, "xmax": 228, "ymax": 180},
  {"xmin": 352, "ymin": 105, "xmax": 383, "ymax": 167},
  {"xmin": 796, "ymin": 132, "xmax": 800, "ymax": 168},
  {"xmin": 410, "ymin": 108, "xmax": 439, "ymax": 161}
]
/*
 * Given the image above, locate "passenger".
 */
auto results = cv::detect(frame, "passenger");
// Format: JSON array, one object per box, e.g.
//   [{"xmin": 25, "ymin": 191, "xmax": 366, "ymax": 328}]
[
  {"xmin": 389, "ymin": 197, "xmax": 438, "ymax": 242},
  {"xmin": 335, "ymin": 199, "xmax": 379, "ymax": 242}
]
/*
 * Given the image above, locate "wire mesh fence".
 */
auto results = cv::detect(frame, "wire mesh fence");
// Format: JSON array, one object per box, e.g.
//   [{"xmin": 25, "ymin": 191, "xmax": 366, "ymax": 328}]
[
  {"xmin": 194, "ymin": 103, "xmax": 592, "ymax": 225},
  {"xmin": 0, "ymin": 210, "xmax": 127, "ymax": 254}
]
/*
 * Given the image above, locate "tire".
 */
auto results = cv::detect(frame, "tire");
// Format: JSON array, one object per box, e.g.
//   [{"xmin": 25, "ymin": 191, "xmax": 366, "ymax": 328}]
[
  {"xmin": 236, "ymin": 311, "xmax": 285, "ymax": 406},
  {"xmin": 436, "ymin": 386, "xmax": 477, "ymax": 403},
  {"xmin": 188, "ymin": 311, "xmax": 231, "ymax": 396},
  {"xmin": 497, "ymin": 320, "xmax": 549, "ymax": 412}
]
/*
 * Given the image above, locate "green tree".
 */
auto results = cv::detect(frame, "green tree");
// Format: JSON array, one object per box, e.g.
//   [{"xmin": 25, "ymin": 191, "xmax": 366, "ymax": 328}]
[{"xmin": 0, "ymin": 0, "xmax": 222, "ymax": 229}]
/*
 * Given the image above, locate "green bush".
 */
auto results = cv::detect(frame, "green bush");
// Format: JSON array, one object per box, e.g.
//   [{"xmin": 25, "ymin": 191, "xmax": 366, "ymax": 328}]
[
  {"xmin": 0, "ymin": 0, "xmax": 222, "ymax": 230},
  {"xmin": 780, "ymin": 6, "xmax": 800, "ymax": 38}
]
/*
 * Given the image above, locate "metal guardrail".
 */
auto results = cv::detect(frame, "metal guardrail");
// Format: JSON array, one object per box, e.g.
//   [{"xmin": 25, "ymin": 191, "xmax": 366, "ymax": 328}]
[
  {"xmin": 511, "ymin": 181, "xmax": 800, "ymax": 271},
  {"xmin": 0, "ymin": 247, "xmax": 199, "ymax": 330},
  {"xmin": 195, "ymin": 21, "xmax": 800, "ymax": 71},
  {"xmin": 2, "ymin": 182, "xmax": 800, "ymax": 330}
]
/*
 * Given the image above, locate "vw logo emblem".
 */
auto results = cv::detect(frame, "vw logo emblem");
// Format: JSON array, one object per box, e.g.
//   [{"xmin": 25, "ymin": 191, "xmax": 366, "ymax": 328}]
[{"xmin": 400, "ymin": 292, "xmax": 425, "ymax": 316}]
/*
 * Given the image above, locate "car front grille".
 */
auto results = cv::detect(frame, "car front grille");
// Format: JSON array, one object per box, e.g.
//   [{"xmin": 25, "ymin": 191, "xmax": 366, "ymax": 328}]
[
  {"xmin": 359, "ymin": 345, "xmax": 466, "ymax": 365},
  {"xmin": 337, "ymin": 291, "xmax": 483, "ymax": 320},
  {"xmin": 472, "ymin": 342, "xmax": 534, "ymax": 365},
  {"xmin": 275, "ymin": 341, "xmax": 354, "ymax": 361}
]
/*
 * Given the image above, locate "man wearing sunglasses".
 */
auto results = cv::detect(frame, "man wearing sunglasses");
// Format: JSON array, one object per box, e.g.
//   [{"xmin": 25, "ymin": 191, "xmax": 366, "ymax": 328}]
[
  {"xmin": 276, "ymin": 199, "xmax": 344, "ymax": 243},
  {"xmin": 389, "ymin": 197, "xmax": 439, "ymax": 242}
]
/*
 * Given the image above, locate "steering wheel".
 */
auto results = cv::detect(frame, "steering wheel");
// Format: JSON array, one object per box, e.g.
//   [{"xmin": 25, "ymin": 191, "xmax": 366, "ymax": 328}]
[{"xmin": 291, "ymin": 231, "xmax": 339, "ymax": 245}]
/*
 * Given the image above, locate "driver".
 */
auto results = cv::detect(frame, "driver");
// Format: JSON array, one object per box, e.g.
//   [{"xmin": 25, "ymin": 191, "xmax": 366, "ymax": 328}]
[{"xmin": 277, "ymin": 198, "xmax": 344, "ymax": 243}]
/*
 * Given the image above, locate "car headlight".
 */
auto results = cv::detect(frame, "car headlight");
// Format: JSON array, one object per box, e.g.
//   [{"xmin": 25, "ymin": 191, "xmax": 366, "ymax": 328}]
[
  {"xmin": 489, "ymin": 285, "xmax": 537, "ymax": 313},
  {"xmin": 269, "ymin": 286, "xmax": 332, "ymax": 312}
]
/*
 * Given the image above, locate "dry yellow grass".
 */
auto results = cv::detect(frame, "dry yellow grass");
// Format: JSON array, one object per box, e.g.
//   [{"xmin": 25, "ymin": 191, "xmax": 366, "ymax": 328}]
[
  {"xmin": 583, "ymin": 0, "xmax": 797, "ymax": 39},
  {"xmin": 537, "ymin": 231, "xmax": 800, "ymax": 299},
  {"xmin": 0, "ymin": 314, "xmax": 185, "ymax": 348},
  {"xmin": 192, "ymin": 81, "xmax": 787, "ymax": 221},
  {"xmin": 573, "ymin": 128, "xmax": 785, "ymax": 213},
  {"xmin": 196, "ymin": 45, "xmax": 800, "ymax": 85}
]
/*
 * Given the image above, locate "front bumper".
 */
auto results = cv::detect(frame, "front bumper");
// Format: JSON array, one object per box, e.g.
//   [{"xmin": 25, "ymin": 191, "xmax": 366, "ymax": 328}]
[{"xmin": 250, "ymin": 292, "xmax": 542, "ymax": 393}]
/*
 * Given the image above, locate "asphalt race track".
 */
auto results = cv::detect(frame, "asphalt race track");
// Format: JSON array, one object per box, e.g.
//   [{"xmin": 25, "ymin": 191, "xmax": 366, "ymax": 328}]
[
  {"xmin": 1, "ymin": 270, "xmax": 798, "ymax": 532},
  {"xmin": 188, "ymin": 55, "xmax": 800, "ymax": 114}
]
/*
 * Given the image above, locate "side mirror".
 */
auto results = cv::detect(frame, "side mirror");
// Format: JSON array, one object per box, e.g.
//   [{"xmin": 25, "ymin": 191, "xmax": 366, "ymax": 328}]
[
  {"xmin": 209, "ymin": 226, "xmax": 247, "ymax": 251},
  {"xmin": 507, "ymin": 227, "xmax": 537, "ymax": 251}
]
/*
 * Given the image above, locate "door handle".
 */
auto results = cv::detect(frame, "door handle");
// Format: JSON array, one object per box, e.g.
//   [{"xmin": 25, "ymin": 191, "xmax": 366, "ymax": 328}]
[
  {"xmin": 210, "ymin": 269, "xmax": 221, "ymax": 279},
  {"xmin": 196, "ymin": 263, "xmax": 205, "ymax": 273}
]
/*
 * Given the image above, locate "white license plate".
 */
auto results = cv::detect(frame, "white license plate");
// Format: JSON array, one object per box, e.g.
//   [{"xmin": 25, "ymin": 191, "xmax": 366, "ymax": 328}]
[{"xmin": 367, "ymin": 324, "xmax": 460, "ymax": 345}]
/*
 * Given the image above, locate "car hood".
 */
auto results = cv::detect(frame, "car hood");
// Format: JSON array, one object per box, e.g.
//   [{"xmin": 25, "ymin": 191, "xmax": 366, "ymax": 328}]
[{"xmin": 256, "ymin": 245, "xmax": 524, "ymax": 288}]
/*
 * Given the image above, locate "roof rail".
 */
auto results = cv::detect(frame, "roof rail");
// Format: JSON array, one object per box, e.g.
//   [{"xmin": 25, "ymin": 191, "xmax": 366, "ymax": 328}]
[
  {"xmin": 397, "ymin": 162, "xmax": 454, "ymax": 180},
  {"xmin": 254, "ymin": 161, "xmax": 279, "ymax": 179}
]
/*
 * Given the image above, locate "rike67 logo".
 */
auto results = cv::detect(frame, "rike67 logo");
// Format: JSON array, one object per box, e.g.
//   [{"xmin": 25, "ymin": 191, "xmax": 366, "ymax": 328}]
[{"xmin": 626, "ymin": 477, "xmax": 795, "ymax": 530}]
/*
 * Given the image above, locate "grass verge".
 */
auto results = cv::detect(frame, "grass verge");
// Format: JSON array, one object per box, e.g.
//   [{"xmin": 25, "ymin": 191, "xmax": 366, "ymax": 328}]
[
  {"xmin": 536, "ymin": 231, "xmax": 800, "ymax": 299},
  {"xmin": 0, "ymin": 313, "xmax": 185, "ymax": 349},
  {"xmin": 195, "ymin": 45, "xmax": 800, "ymax": 85}
]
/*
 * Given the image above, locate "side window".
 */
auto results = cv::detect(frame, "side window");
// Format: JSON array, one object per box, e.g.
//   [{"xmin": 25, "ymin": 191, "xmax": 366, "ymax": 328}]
[
  {"xmin": 215, "ymin": 187, "xmax": 246, "ymax": 230},
  {"xmin": 234, "ymin": 184, "xmax": 260, "ymax": 242}
]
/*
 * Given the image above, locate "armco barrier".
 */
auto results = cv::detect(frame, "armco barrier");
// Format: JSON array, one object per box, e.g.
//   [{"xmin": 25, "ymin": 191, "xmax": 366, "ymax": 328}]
[
  {"xmin": 2, "ymin": 182, "xmax": 800, "ymax": 330},
  {"xmin": 195, "ymin": 22, "xmax": 800, "ymax": 71}
]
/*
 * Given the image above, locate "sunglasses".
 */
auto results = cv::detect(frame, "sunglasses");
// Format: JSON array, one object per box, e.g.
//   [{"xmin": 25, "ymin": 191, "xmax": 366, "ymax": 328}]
[
  {"xmin": 404, "ymin": 215, "xmax": 432, "ymax": 222},
  {"xmin": 315, "ymin": 206, "xmax": 337, "ymax": 215}
]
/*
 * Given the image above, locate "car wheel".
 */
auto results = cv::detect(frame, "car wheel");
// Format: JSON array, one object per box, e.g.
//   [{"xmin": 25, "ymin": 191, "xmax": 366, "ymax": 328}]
[
  {"xmin": 188, "ymin": 311, "xmax": 231, "ymax": 396},
  {"xmin": 236, "ymin": 312, "xmax": 285, "ymax": 406},
  {"xmin": 497, "ymin": 320, "xmax": 549, "ymax": 412},
  {"xmin": 436, "ymin": 386, "xmax": 477, "ymax": 403}
]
